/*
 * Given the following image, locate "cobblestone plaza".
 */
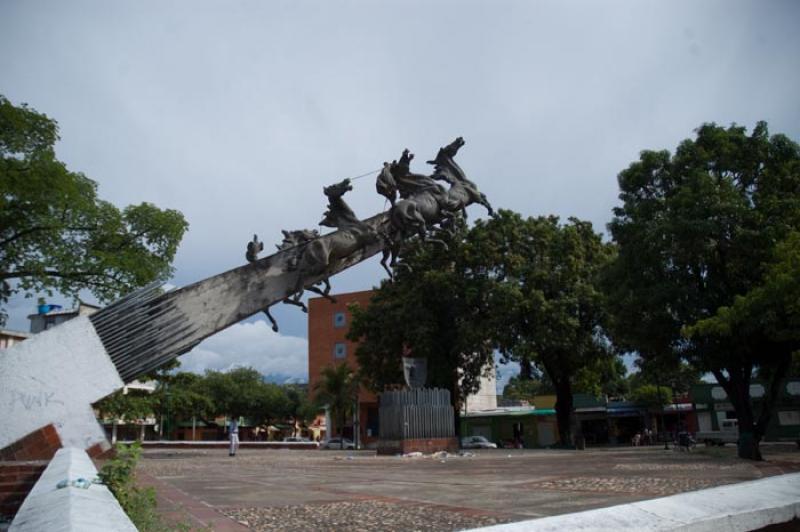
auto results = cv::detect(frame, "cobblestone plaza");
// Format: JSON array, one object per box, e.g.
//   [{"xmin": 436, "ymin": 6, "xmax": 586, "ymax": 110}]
[{"xmin": 137, "ymin": 445, "xmax": 800, "ymax": 531}]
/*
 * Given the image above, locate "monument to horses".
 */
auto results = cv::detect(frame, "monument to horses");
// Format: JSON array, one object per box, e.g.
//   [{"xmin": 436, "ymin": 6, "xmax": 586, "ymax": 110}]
[{"xmin": 0, "ymin": 137, "xmax": 492, "ymax": 456}]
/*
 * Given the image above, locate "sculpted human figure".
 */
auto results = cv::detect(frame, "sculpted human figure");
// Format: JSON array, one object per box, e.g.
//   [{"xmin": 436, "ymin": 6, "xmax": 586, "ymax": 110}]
[
  {"xmin": 392, "ymin": 149, "xmax": 443, "ymax": 199},
  {"xmin": 244, "ymin": 228, "xmax": 323, "ymax": 332},
  {"xmin": 245, "ymin": 234, "xmax": 263, "ymax": 263}
]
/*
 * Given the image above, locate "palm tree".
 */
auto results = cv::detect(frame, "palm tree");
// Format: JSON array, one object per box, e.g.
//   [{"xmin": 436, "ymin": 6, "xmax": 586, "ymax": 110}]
[{"xmin": 314, "ymin": 363, "xmax": 359, "ymax": 449}]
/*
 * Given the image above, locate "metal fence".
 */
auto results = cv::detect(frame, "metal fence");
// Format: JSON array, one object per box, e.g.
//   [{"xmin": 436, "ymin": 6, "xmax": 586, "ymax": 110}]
[{"xmin": 379, "ymin": 388, "xmax": 455, "ymax": 440}]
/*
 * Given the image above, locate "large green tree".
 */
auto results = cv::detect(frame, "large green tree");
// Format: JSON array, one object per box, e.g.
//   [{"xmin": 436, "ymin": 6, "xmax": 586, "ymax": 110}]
[
  {"xmin": 200, "ymin": 367, "xmax": 289, "ymax": 426},
  {"xmin": 94, "ymin": 386, "xmax": 156, "ymax": 442},
  {"xmin": 605, "ymin": 122, "xmax": 800, "ymax": 460},
  {"xmin": 0, "ymin": 95, "xmax": 188, "ymax": 324},
  {"xmin": 347, "ymin": 223, "xmax": 500, "ymax": 436},
  {"xmin": 573, "ymin": 356, "xmax": 629, "ymax": 400},
  {"xmin": 154, "ymin": 372, "xmax": 215, "ymax": 438},
  {"xmin": 469, "ymin": 210, "xmax": 615, "ymax": 447},
  {"xmin": 685, "ymin": 231, "xmax": 800, "ymax": 347},
  {"xmin": 503, "ymin": 357, "xmax": 628, "ymax": 404}
]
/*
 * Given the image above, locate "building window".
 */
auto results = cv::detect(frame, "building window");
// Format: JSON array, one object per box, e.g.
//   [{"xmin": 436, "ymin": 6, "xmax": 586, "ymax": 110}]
[
  {"xmin": 333, "ymin": 342, "xmax": 347, "ymax": 359},
  {"xmin": 778, "ymin": 411, "xmax": 800, "ymax": 426},
  {"xmin": 333, "ymin": 311, "xmax": 346, "ymax": 328}
]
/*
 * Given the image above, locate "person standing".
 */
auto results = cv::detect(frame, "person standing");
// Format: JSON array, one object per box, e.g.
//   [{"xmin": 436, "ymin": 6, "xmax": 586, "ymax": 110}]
[{"xmin": 228, "ymin": 417, "xmax": 239, "ymax": 456}]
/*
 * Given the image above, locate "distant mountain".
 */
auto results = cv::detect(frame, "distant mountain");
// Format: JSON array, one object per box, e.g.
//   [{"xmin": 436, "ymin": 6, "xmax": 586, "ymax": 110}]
[{"xmin": 262, "ymin": 373, "xmax": 307, "ymax": 385}]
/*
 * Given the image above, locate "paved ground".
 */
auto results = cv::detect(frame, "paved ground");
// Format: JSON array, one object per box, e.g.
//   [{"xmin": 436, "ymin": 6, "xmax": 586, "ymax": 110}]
[{"xmin": 137, "ymin": 444, "xmax": 800, "ymax": 531}]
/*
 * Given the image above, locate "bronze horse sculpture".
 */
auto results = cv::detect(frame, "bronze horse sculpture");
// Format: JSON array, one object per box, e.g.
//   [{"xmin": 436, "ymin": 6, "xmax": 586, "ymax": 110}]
[
  {"xmin": 245, "ymin": 137, "xmax": 492, "ymax": 327},
  {"xmin": 246, "ymin": 229, "xmax": 324, "ymax": 332},
  {"xmin": 246, "ymin": 179, "xmax": 383, "ymax": 331},
  {"xmin": 377, "ymin": 137, "xmax": 493, "ymax": 277},
  {"xmin": 288, "ymin": 178, "xmax": 381, "ymax": 304}
]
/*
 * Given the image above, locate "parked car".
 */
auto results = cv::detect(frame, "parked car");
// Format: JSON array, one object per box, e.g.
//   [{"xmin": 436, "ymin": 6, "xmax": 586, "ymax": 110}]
[
  {"xmin": 282, "ymin": 436, "xmax": 319, "ymax": 447},
  {"xmin": 322, "ymin": 437, "xmax": 355, "ymax": 450},
  {"xmin": 461, "ymin": 436, "xmax": 497, "ymax": 449},
  {"xmin": 697, "ymin": 419, "xmax": 739, "ymax": 446}
]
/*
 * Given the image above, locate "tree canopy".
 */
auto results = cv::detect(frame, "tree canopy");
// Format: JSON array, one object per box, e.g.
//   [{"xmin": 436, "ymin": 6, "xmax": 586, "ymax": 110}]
[
  {"xmin": 0, "ymin": 95, "xmax": 188, "ymax": 324},
  {"xmin": 95, "ymin": 367, "xmax": 315, "ymax": 440},
  {"xmin": 501, "ymin": 372, "xmax": 555, "ymax": 404},
  {"xmin": 199, "ymin": 367, "xmax": 290, "ymax": 425},
  {"xmin": 348, "ymin": 222, "xmax": 500, "ymax": 418},
  {"xmin": 605, "ymin": 122, "xmax": 800, "ymax": 459},
  {"xmin": 629, "ymin": 384, "xmax": 673, "ymax": 409},
  {"xmin": 468, "ymin": 210, "xmax": 616, "ymax": 446},
  {"xmin": 627, "ymin": 359, "xmax": 702, "ymax": 397}
]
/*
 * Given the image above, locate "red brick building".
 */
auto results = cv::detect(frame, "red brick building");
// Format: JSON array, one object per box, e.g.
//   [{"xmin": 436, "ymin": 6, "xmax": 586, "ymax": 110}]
[{"xmin": 308, "ymin": 290, "xmax": 379, "ymax": 447}]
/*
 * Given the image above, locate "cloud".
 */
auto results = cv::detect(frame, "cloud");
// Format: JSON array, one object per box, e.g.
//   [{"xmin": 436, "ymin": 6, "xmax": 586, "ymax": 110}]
[
  {"xmin": 2, "ymin": 0, "xmax": 799, "ymax": 359},
  {"xmin": 177, "ymin": 319, "xmax": 307, "ymax": 380}
]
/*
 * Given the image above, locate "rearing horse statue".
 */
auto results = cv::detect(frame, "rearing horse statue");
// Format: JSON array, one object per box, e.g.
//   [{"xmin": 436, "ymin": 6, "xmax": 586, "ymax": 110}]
[
  {"xmin": 289, "ymin": 179, "xmax": 382, "ymax": 301},
  {"xmin": 377, "ymin": 137, "xmax": 493, "ymax": 277}
]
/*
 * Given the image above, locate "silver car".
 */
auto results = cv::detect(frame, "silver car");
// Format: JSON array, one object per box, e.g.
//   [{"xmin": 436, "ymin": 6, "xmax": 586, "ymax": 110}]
[
  {"xmin": 461, "ymin": 436, "xmax": 497, "ymax": 449},
  {"xmin": 282, "ymin": 436, "xmax": 319, "ymax": 447}
]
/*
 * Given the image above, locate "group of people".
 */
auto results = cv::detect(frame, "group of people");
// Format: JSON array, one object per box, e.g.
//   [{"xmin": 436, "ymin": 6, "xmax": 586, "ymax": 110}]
[{"xmin": 631, "ymin": 428, "xmax": 655, "ymax": 446}]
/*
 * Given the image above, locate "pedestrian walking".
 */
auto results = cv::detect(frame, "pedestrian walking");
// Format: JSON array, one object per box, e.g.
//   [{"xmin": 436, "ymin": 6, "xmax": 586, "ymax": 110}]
[{"xmin": 228, "ymin": 417, "xmax": 239, "ymax": 456}]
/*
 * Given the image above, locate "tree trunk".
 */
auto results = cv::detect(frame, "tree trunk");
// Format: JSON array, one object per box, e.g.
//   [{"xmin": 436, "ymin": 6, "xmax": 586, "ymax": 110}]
[
  {"xmin": 519, "ymin": 357, "xmax": 534, "ymax": 380},
  {"xmin": 450, "ymin": 370, "xmax": 462, "ymax": 446},
  {"xmin": 714, "ymin": 368, "xmax": 761, "ymax": 460},
  {"xmin": 735, "ymin": 408, "xmax": 761, "ymax": 461},
  {"xmin": 755, "ymin": 352, "xmax": 792, "ymax": 440},
  {"xmin": 553, "ymin": 378, "xmax": 574, "ymax": 448}
]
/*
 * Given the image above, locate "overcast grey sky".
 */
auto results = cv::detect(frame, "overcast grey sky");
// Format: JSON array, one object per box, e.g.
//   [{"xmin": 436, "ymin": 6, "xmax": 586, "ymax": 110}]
[{"xmin": 2, "ymin": 1, "xmax": 799, "ymax": 382}]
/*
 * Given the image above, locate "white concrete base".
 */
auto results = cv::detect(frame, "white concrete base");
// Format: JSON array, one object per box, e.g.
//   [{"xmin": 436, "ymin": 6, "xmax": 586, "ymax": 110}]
[
  {"xmin": 473, "ymin": 472, "xmax": 800, "ymax": 531},
  {"xmin": 0, "ymin": 316, "xmax": 122, "ymax": 451},
  {"xmin": 10, "ymin": 447, "xmax": 136, "ymax": 531}
]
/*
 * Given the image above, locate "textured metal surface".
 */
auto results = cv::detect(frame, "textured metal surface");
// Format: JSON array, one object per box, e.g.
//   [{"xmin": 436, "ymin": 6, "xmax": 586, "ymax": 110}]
[
  {"xmin": 379, "ymin": 388, "xmax": 455, "ymax": 440},
  {"xmin": 91, "ymin": 213, "xmax": 389, "ymax": 383}
]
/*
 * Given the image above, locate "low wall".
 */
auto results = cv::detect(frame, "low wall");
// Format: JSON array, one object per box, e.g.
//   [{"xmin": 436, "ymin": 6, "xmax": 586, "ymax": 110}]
[
  {"xmin": 135, "ymin": 440, "xmax": 320, "ymax": 450},
  {"xmin": 0, "ymin": 461, "xmax": 47, "ymax": 521},
  {"xmin": 473, "ymin": 472, "xmax": 800, "ymax": 532},
  {"xmin": 377, "ymin": 438, "xmax": 459, "ymax": 455},
  {"xmin": 9, "ymin": 447, "xmax": 135, "ymax": 531}
]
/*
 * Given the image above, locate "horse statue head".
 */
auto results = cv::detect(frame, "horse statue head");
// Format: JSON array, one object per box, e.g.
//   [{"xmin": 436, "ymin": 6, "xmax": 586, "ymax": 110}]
[
  {"xmin": 323, "ymin": 178, "xmax": 353, "ymax": 199},
  {"xmin": 428, "ymin": 137, "xmax": 466, "ymax": 184}
]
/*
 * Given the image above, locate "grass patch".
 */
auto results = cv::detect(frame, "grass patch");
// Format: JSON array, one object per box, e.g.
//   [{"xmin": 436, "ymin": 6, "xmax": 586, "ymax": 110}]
[{"xmin": 99, "ymin": 442, "xmax": 202, "ymax": 531}]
